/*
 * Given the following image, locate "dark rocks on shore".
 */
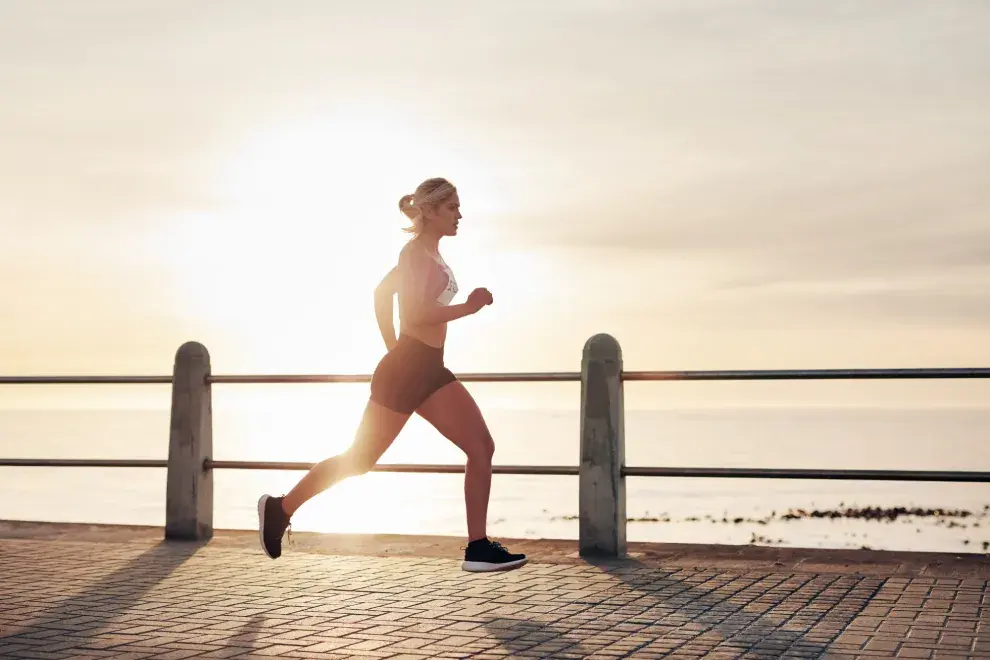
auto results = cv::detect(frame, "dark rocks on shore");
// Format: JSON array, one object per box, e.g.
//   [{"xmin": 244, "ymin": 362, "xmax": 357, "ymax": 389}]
[
  {"xmin": 748, "ymin": 533, "xmax": 785, "ymax": 545},
  {"xmin": 550, "ymin": 504, "xmax": 990, "ymax": 550},
  {"xmin": 547, "ymin": 506, "xmax": 989, "ymax": 552},
  {"xmin": 615, "ymin": 505, "xmax": 988, "ymax": 526},
  {"xmin": 779, "ymin": 506, "xmax": 975, "ymax": 522}
]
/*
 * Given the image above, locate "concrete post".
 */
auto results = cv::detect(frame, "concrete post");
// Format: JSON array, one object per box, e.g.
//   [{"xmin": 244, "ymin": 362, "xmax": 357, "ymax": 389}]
[
  {"xmin": 579, "ymin": 333, "xmax": 626, "ymax": 558},
  {"xmin": 165, "ymin": 341, "xmax": 213, "ymax": 541}
]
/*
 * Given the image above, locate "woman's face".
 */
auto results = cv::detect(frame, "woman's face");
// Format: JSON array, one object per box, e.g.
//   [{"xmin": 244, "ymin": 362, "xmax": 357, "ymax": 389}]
[{"xmin": 424, "ymin": 192, "xmax": 461, "ymax": 237}]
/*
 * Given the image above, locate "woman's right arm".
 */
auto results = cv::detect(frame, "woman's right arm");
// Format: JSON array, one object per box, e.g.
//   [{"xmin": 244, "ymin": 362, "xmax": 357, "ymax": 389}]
[{"xmin": 374, "ymin": 265, "xmax": 399, "ymax": 351}]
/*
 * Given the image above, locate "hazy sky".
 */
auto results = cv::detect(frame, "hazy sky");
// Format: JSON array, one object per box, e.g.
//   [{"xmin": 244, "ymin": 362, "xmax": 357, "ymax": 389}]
[{"xmin": 2, "ymin": 1, "xmax": 988, "ymax": 408}]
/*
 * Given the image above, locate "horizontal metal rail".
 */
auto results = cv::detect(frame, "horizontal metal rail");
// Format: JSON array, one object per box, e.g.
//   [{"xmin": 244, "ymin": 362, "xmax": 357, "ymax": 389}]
[
  {"xmin": 208, "ymin": 372, "xmax": 581, "ymax": 384},
  {"xmin": 0, "ymin": 458, "xmax": 572, "ymax": 475},
  {"xmin": 3, "ymin": 459, "xmax": 988, "ymax": 483},
  {"xmin": 211, "ymin": 462, "xmax": 990, "ymax": 482},
  {"xmin": 0, "ymin": 373, "xmax": 581, "ymax": 385},
  {"xmin": 0, "ymin": 458, "xmax": 168, "ymax": 468},
  {"xmin": 205, "ymin": 460, "xmax": 577, "ymax": 475},
  {"xmin": 622, "ymin": 467, "xmax": 990, "ymax": 482},
  {"xmin": 0, "ymin": 376, "xmax": 172, "ymax": 384},
  {"xmin": 623, "ymin": 367, "xmax": 990, "ymax": 381},
  {"xmin": 2, "ymin": 367, "xmax": 988, "ymax": 385}
]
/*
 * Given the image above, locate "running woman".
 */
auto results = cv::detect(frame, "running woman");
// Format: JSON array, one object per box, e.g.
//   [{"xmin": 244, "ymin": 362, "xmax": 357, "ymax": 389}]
[{"xmin": 257, "ymin": 177, "xmax": 527, "ymax": 572}]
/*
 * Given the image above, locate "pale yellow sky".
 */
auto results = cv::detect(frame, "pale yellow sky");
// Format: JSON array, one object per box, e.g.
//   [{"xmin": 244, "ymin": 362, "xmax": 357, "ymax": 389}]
[{"xmin": 2, "ymin": 1, "xmax": 989, "ymax": 408}]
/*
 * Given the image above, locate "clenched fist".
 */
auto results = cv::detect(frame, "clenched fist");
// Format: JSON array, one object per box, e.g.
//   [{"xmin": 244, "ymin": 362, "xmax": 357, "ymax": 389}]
[{"xmin": 466, "ymin": 287, "xmax": 494, "ymax": 313}]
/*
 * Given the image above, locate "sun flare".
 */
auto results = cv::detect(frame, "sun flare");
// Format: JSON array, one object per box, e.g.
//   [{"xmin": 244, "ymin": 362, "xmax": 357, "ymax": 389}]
[{"xmin": 160, "ymin": 106, "xmax": 513, "ymax": 373}]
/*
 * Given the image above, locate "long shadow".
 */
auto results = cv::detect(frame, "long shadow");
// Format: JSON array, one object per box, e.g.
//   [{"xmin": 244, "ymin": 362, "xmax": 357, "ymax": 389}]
[
  {"xmin": 0, "ymin": 540, "xmax": 204, "ymax": 652},
  {"xmin": 484, "ymin": 555, "xmax": 884, "ymax": 658}
]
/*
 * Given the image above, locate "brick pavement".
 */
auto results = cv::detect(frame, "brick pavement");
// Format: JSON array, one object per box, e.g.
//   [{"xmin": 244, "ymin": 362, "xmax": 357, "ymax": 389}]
[{"xmin": 0, "ymin": 524, "xmax": 987, "ymax": 659}]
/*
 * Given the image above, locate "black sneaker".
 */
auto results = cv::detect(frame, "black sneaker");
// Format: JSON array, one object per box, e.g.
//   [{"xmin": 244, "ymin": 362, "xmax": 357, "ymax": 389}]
[
  {"xmin": 257, "ymin": 494, "xmax": 291, "ymax": 559},
  {"xmin": 462, "ymin": 538, "xmax": 527, "ymax": 572}
]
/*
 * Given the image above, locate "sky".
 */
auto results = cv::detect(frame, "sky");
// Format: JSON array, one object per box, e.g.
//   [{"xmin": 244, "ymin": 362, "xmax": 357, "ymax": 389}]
[{"xmin": 2, "ymin": 0, "xmax": 989, "ymax": 409}]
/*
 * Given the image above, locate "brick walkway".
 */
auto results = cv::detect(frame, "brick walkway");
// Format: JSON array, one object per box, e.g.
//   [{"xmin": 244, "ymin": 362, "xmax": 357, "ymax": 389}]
[{"xmin": 0, "ymin": 524, "xmax": 987, "ymax": 659}]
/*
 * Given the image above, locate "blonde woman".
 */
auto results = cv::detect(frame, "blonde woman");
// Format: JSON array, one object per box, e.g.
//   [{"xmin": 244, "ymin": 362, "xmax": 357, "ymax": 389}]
[{"xmin": 258, "ymin": 177, "xmax": 527, "ymax": 573}]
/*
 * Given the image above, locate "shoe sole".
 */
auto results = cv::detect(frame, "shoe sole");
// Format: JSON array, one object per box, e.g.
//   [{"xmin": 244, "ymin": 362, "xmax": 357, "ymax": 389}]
[
  {"xmin": 461, "ymin": 557, "xmax": 528, "ymax": 572},
  {"xmin": 257, "ymin": 494, "xmax": 275, "ymax": 559}
]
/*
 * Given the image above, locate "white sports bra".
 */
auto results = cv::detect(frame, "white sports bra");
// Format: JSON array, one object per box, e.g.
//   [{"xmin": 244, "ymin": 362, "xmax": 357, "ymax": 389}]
[{"xmin": 430, "ymin": 252, "xmax": 458, "ymax": 306}]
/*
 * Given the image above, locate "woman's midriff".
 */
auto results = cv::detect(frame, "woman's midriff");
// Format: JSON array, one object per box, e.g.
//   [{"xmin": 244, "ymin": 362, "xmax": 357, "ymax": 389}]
[{"xmin": 397, "ymin": 321, "xmax": 446, "ymax": 349}]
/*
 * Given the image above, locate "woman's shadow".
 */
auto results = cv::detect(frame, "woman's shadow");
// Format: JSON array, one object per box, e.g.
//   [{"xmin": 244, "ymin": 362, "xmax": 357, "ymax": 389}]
[{"xmin": 483, "ymin": 555, "xmax": 883, "ymax": 658}]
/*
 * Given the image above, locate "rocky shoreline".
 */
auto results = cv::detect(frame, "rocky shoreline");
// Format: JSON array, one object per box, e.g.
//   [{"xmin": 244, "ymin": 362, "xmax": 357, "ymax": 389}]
[
  {"xmin": 551, "ymin": 503, "xmax": 989, "ymax": 525},
  {"xmin": 548, "ymin": 503, "xmax": 990, "ymax": 551}
]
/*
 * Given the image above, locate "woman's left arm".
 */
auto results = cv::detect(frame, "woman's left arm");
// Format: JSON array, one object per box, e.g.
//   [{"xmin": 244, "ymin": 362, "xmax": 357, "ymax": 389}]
[{"xmin": 374, "ymin": 265, "xmax": 399, "ymax": 351}]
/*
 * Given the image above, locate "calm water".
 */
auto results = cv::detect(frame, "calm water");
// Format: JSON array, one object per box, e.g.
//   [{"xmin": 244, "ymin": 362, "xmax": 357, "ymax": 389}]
[{"xmin": 1, "ymin": 395, "xmax": 988, "ymax": 554}]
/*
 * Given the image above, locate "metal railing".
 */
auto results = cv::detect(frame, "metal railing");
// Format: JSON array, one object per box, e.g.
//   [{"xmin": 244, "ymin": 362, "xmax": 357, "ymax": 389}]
[
  {"xmin": 2, "ymin": 337, "xmax": 988, "ymax": 556},
  {"xmin": 4, "ymin": 366, "xmax": 987, "ymax": 386},
  {"xmin": 2, "ymin": 366, "xmax": 988, "ymax": 481},
  {"xmin": 3, "ymin": 459, "xmax": 988, "ymax": 484}
]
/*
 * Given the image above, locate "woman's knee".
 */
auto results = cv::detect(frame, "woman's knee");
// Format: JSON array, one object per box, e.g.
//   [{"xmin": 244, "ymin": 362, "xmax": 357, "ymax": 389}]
[
  {"xmin": 342, "ymin": 446, "xmax": 378, "ymax": 476},
  {"xmin": 467, "ymin": 432, "xmax": 495, "ymax": 465}
]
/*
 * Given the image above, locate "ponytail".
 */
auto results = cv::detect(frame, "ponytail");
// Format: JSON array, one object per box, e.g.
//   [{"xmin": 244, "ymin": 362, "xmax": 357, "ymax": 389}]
[{"xmin": 398, "ymin": 194, "xmax": 422, "ymax": 234}]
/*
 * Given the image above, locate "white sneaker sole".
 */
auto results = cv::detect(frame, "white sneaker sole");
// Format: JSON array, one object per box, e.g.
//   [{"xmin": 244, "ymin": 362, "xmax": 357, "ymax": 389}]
[
  {"xmin": 461, "ymin": 557, "xmax": 528, "ymax": 572},
  {"xmin": 257, "ymin": 494, "xmax": 274, "ymax": 559}
]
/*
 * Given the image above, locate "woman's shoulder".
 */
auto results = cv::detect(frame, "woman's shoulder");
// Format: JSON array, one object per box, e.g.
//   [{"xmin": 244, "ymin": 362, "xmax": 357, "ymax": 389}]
[
  {"xmin": 398, "ymin": 238, "xmax": 432, "ymax": 266},
  {"xmin": 398, "ymin": 238, "xmax": 419, "ymax": 258}
]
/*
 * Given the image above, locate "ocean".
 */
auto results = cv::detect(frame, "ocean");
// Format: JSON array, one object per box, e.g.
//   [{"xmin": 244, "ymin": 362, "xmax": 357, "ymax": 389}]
[{"xmin": 1, "ymin": 389, "xmax": 988, "ymax": 554}]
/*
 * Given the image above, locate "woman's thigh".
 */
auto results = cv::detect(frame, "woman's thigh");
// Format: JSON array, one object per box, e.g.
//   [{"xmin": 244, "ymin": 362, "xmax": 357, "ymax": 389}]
[
  {"xmin": 346, "ymin": 399, "xmax": 411, "ymax": 469},
  {"xmin": 415, "ymin": 380, "xmax": 494, "ymax": 459}
]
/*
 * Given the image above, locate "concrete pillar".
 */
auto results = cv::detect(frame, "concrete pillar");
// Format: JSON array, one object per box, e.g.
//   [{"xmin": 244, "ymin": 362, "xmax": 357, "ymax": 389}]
[
  {"xmin": 165, "ymin": 341, "xmax": 213, "ymax": 541},
  {"xmin": 579, "ymin": 333, "xmax": 626, "ymax": 558}
]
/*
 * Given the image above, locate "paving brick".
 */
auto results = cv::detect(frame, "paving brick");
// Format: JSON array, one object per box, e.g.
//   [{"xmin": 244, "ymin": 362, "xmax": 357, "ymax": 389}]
[
  {"xmin": 1, "ymin": 537, "xmax": 988, "ymax": 659},
  {"xmin": 897, "ymin": 646, "xmax": 934, "ymax": 658}
]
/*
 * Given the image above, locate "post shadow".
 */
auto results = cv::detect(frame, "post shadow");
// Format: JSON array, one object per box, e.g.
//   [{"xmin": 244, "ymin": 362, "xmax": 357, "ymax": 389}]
[
  {"xmin": 483, "ymin": 556, "xmax": 884, "ymax": 657},
  {"xmin": 0, "ymin": 540, "xmax": 204, "ymax": 650}
]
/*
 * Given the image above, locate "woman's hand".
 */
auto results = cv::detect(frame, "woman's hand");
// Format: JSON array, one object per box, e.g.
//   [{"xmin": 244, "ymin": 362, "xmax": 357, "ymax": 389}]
[{"xmin": 466, "ymin": 287, "xmax": 493, "ymax": 313}]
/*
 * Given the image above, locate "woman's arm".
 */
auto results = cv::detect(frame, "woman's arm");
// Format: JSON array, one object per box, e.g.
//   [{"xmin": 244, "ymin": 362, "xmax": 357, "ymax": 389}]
[
  {"xmin": 374, "ymin": 266, "xmax": 399, "ymax": 351},
  {"xmin": 397, "ymin": 246, "xmax": 478, "ymax": 326}
]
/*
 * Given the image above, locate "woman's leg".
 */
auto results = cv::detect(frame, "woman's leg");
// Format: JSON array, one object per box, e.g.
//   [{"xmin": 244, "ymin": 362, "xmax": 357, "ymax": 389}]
[
  {"xmin": 416, "ymin": 380, "xmax": 527, "ymax": 572},
  {"xmin": 415, "ymin": 381, "xmax": 494, "ymax": 541},
  {"xmin": 258, "ymin": 399, "xmax": 410, "ymax": 559},
  {"xmin": 282, "ymin": 400, "xmax": 410, "ymax": 515}
]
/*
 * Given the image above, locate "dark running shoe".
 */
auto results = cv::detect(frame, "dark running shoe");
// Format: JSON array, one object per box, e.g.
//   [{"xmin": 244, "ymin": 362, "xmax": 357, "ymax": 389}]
[
  {"xmin": 257, "ymin": 494, "xmax": 291, "ymax": 559},
  {"xmin": 462, "ymin": 538, "xmax": 527, "ymax": 572}
]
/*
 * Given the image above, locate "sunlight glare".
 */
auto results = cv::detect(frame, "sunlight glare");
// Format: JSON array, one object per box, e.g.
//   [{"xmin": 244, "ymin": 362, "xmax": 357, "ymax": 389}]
[{"xmin": 161, "ymin": 105, "xmax": 508, "ymax": 374}]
